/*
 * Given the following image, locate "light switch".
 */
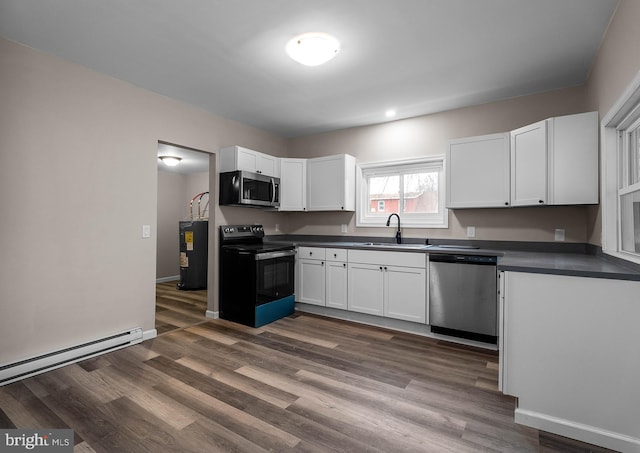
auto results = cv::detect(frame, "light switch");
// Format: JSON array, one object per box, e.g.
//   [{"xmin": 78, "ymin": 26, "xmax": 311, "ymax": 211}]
[
  {"xmin": 142, "ymin": 225, "xmax": 151, "ymax": 238},
  {"xmin": 341, "ymin": 224, "xmax": 348, "ymax": 233}
]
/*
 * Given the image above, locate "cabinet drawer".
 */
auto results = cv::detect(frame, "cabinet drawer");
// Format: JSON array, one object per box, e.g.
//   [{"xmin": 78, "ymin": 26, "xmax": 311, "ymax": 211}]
[
  {"xmin": 347, "ymin": 249, "xmax": 426, "ymax": 268},
  {"xmin": 298, "ymin": 247, "xmax": 325, "ymax": 260},
  {"xmin": 325, "ymin": 248, "xmax": 347, "ymax": 262}
]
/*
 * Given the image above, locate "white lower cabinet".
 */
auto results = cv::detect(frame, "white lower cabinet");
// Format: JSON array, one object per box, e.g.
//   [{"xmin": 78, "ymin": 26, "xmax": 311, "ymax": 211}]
[
  {"xmin": 347, "ymin": 263, "xmax": 385, "ymax": 315},
  {"xmin": 325, "ymin": 249, "xmax": 348, "ymax": 309},
  {"xmin": 384, "ymin": 265, "xmax": 426, "ymax": 322},
  {"xmin": 298, "ymin": 247, "xmax": 427, "ymax": 324},
  {"xmin": 296, "ymin": 247, "xmax": 325, "ymax": 306},
  {"xmin": 501, "ymin": 271, "xmax": 640, "ymax": 452},
  {"xmin": 347, "ymin": 250, "xmax": 426, "ymax": 322},
  {"xmin": 297, "ymin": 247, "xmax": 347, "ymax": 308}
]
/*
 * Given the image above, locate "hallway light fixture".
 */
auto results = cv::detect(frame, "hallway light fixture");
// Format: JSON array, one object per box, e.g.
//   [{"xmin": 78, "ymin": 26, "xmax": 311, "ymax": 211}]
[
  {"xmin": 159, "ymin": 156, "xmax": 182, "ymax": 167},
  {"xmin": 286, "ymin": 32, "xmax": 340, "ymax": 66}
]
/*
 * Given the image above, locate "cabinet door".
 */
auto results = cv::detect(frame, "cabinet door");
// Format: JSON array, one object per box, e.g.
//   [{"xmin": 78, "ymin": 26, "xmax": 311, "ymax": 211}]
[
  {"xmin": 297, "ymin": 259, "xmax": 325, "ymax": 306},
  {"xmin": 256, "ymin": 153, "xmax": 279, "ymax": 177},
  {"xmin": 548, "ymin": 111, "xmax": 598, "ymax": 205},
  {"xmin": 384, "ymin": 265, "xmax": 426, "ymax": 323},
  {"xmin": 236, "ymin": 147, "xmax": 258, "ymax": 173},
  {"xmin": 279, "ymin": 159, "xmax": 307, "ymax": 211},
  {"xmin": 307, "ymin": 155, "xmax": 356, "ymax": 211},
  {"xmin": 447, "ymin": 133, "xmax": 510, "ymax": 208},
  {"xmin": 326, "ymin": 261, "xmax": 348, "ymax": 310},
  {"xmin": 348, "ymin": 263, "xmax": 384, "ymax": 315},
  {"xmin": 510, "ymin": 120, "xmax": 547, "ymax": 206}
]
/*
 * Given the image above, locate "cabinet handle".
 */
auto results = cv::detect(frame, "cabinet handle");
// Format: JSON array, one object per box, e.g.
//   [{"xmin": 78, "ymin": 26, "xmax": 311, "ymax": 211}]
[
  {"xmin": 384, "ymin": 266, "xmax": 388, "ymax": 271},
  {"xmin": 343, "ymin": 263, "xmax": 346, "ymax": 268},
  {"xmin": 538, "ymin": 200, "xmax": 544, "ymax": 204},
  {"xmin": 504, "ymin": 201, "xmax": 509, "ymax": 206},
  {"xmin": 322, "ymin": 261, "xmax": 324, "ymax": 266},
  {"xmin": 379, "ymin": 266, "xmax": 383, "ymax": 271},
  {"xmin": 334, "ymin": 253, "xmax": 337, "ymax": 258},
  {"xmin": 309, "ymin": 252, "xmax": 312, "ymax": 256}
]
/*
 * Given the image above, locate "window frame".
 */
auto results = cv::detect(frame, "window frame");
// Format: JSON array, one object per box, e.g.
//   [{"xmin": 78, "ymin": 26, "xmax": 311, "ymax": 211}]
[
  {"xmin": 601, "ymin": 69, "xmax": 640, "ymax": 265},
  {"xmin": 356, "ymin": 156, "xmax": 448, "ymax": 228}
]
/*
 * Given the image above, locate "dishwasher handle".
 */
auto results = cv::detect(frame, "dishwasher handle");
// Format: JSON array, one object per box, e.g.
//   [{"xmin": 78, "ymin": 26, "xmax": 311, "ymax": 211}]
[{"xmin": 429, "ymin": 254, "xmax": 497, "ymax": 265}]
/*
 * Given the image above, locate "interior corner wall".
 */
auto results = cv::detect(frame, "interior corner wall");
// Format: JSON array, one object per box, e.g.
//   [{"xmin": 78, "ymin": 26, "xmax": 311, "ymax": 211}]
[
  {"xmin": 0, "ymin": 37, "xmax": 287, "ymax": 366},
  {"xmin": 583, "ymin": 0, "xmax": 640, "ymax": 245}
]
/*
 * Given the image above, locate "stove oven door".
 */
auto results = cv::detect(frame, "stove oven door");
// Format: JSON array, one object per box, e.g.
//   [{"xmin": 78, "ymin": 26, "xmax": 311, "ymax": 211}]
[{"xmin": 255, "ymin": 249, "xmax": 295, "ymax": 305}]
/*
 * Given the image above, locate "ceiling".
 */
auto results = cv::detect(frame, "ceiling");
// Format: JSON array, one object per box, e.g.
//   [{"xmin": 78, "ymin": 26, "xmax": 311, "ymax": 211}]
[{"xmin": 0, "ymin": 0, "xmax": 618, "ymax": 138}]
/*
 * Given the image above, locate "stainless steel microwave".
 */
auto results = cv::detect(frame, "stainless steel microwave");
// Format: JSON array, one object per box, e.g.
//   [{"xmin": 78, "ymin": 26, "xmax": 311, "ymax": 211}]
[{"xmin": 219, "ymin": 170, "xmax": 280, "ymax": 208}]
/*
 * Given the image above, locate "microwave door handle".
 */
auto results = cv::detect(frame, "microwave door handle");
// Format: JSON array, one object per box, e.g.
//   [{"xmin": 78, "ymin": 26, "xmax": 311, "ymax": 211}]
[{"xmin": 270, "ymin": 178, "xmax": 276, "ymax": 203}]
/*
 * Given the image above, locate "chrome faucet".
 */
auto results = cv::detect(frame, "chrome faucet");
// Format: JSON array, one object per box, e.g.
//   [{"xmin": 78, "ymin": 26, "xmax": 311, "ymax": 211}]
[{"xmin": 386, "ymin": 213, "xmax": 402, "ymax": 244}]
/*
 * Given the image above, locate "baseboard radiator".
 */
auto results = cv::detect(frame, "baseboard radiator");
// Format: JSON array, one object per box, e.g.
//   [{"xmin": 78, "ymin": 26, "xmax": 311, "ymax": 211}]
[{"xmin": 0, "ymin": 327, "xmax": 143, "ymax": 386}]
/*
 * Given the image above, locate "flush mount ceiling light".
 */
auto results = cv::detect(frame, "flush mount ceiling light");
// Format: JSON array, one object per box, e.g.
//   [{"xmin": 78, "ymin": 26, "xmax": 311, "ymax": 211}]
[
  {"xmin": 158, "ymin": 156, "xmax": 182, "ymax": 167},
  {"xmin": 286, "ymin": 32, "xmax": 340, "ymax": 66}
]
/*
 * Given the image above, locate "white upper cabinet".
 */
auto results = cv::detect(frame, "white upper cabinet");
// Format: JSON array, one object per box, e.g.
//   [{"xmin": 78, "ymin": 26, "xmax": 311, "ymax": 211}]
[
  {"xmin": 447, "ymin": 112, "xmax": 598, "ymax": 208},
  {"xmin": 510, "ymin": 120, "xmax": 548, "ymax": 206},
  {"xmin": 547, "ymin": 111, "xmax": 599, "ymax": 205},
  {"xmin": 219, "ymin": 145, "xmax": 280, "ymax": 177},
  {"xmin": 446, "ymin": 133, "xmax": 511, "ymax": 208},
  {"xmin": 307, "ymin": 154, "xmax": 356, "ymax": 211},
  {"xmin": 510, "ymin": 111, "xmax": 599, "ymax": 206},
  {"xmin": 279, "ymin": 158, "xmax": 307, "ymax": 211}
]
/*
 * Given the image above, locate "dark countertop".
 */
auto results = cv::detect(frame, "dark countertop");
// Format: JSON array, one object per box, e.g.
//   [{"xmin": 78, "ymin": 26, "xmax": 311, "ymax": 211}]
[
  {"xmin": 496, "ymin": 251, "xmax": 640, "ymax": 281},
  {"xmin": 265, "ymin": 236, "xmax": 640, "ymax": 282}
]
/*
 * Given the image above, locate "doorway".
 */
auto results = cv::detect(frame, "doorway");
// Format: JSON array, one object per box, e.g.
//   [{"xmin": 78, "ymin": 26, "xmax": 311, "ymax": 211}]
[{"xmin": 156, "ymin": 141, "xmax": 211, "ymax": 335}]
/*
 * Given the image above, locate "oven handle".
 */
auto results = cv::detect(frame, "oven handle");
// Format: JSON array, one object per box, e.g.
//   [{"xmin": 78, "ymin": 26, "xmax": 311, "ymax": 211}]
[{"xmin": 255, "ymin": 249, "xmax": 296, "ymax": 261}]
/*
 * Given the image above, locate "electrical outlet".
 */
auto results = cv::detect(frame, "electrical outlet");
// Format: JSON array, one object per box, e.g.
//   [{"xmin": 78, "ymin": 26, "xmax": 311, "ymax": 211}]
[
  {"xmin": 466, "ymin": 226, "xmax": 476, "ymax": 238},
  {"xmin": 142, "ymin": 225, "xmax": 151, "ymax": 238},
  {"xmin": 275, "ymin": 223, "xmax": 280, "ymax": 233},
  {"xmin": 554, "ymin": 228, "xmax": 565, "ymax": 241},
  {"xmin": 341, "ymin": 224, "xmax": 348, "ymax": 233}
]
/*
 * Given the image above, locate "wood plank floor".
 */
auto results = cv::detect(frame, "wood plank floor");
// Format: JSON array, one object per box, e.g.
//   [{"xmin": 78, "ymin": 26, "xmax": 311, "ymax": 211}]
[
  {"xmin": 0, "ymin": 295, "xmax": 616, "ymax": 452},
  {"xmin": 155, "ymin": 280, "xmax": 208, "ymax": 335}
]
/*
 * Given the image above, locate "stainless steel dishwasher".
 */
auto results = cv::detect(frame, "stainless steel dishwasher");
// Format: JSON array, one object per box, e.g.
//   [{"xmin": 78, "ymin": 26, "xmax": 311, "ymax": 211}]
[{"xmin": 428, "ymin": 254, "xmax": 498, "ymax": 344}]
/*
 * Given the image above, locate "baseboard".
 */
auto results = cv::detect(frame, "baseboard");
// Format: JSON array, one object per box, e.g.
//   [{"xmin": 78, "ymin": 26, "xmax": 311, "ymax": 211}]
[
  {"xmin": 515, "ymin": 408, "xmax": 640, "ymax": 453},
  {"xmin": 156, "ymin": 275, "xmax": 179, "ymax": 283},
  {"xmin": 206, "ymin": 310, "xmax": 219, "ymax": 319},
  {"xmin": 143, "ymin": 329, "xmax": 157, "ymax": 341},
  {"xmin": 0, "ymin": 328, "xmax": 143, "ymax": 386},
  {"xmin": 295, "ymin": 303, "xmax": 497, "ymax": 351}
]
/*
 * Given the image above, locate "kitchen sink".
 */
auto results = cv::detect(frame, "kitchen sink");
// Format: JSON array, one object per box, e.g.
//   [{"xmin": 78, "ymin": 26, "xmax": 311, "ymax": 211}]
[{"xmin": 358, "ymin": 242, "xmax": 430, "ymax": 250}]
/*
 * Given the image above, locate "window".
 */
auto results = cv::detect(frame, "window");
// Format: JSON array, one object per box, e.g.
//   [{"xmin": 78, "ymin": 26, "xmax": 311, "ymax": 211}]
[
  {"xmin": 357, "ymin": 156, "xmax": 447, "ymax": 228},
  {"xmin": 619, "ymin": 120, "xmax": 640, "ymax": 255},
  {"xmin": 602, "ymin": 71, "xmax": 640, "ymax": 264}
]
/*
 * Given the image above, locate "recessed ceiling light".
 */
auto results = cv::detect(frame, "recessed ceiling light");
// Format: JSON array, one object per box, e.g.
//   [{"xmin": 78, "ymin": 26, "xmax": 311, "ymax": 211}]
[
  {"xmin": 286, "ymin": 32, "xmax": 340, "ymax": 66},
  {"xmin": 158, "ymin": 156, "xmax": 182, "ymax": 167},
  {"xmin": 385, "ymin": 109, "xmax": 397, "ymax": 118}
]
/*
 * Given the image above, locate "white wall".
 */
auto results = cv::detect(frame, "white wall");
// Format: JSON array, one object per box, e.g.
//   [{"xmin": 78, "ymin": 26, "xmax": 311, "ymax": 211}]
[{"xmin": 0, "ymin": 37, "xmax": 287, "ymax": 366}]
